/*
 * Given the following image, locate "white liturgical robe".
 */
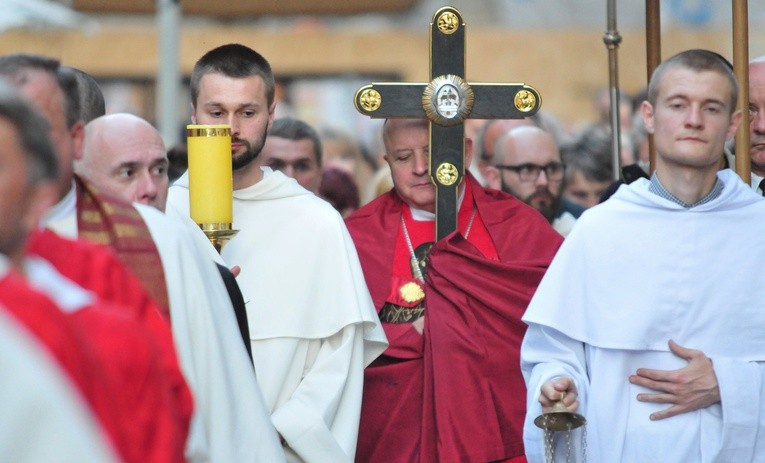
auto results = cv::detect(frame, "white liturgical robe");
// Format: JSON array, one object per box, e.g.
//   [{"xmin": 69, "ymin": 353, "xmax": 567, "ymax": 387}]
[
  {"xmin": 41, "ymin": 184, "xmax": 284, "ymax": 463},
  {"xmin": 169, "ymin": 168, "xmax": 388, "ymax": 463},
  {"xmin": 522, "ymin": 169, "xmax": 765, "ymax": 463}
]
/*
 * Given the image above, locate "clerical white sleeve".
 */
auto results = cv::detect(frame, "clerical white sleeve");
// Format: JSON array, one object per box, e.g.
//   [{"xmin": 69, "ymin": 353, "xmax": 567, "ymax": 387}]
[
  {"xmin": 521, "ymin": 324, "xmax": 589, "ymax": 463},
  {"xmin": 255, "ymin": 324, "xmax": 366, "ymax": 463},
  {"xmin": 134, "ymin": 204, "xmax": 285, "ymax": 463},
  {"xmin": 707, "ymin": 355, "xmax": 765, "ymax": 461}
]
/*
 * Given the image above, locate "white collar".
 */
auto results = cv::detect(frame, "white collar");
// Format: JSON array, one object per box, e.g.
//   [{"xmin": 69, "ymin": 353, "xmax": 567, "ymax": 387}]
[
  {"xmin": 408, "ymin": 184, "xmax": 466, "ymax": 221},
  {"xmin": 40, "ymin": 181, "xmax": 78, "ymax": 238}
]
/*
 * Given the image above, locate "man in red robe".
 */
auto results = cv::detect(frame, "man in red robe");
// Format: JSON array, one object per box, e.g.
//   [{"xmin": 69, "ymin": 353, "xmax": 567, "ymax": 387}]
[
  {"xmin": 25, "ymin": 229, "xmax": 192, "ymax": 463},
  {"xmin": 0, "ymin": 79, "xmax": 189, "ymax": 463},
  {"xmin": 5, "ymin": 258, "xmax": 187, "ymax": 463},
  {"xmin": 0, "ymin": 267, "xmax": 121, "ymax": 456},
  {"xmin": 346, "ymin": 119, "xmax": 563, "ymax": 462}
]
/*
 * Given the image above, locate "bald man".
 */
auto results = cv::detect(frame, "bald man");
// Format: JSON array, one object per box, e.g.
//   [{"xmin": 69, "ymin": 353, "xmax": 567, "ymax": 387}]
[
  {"xmin": 78, "ymin": 113, "xmax": 169, "ymax": 211},
  {"xmin": 471, "ymin": 118, "xmax": 535, "ymax": 185},
  {"xmin": 485, "ymin": 126, "xmax": 583, "ymax": 237},
  {"xmin": 78, "ymin": 111, "xmax": 256, "ymax": 351}
]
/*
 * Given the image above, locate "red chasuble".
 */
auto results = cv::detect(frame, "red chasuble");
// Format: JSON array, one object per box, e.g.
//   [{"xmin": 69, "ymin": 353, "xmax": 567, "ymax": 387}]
[
  {"xmin": 347, "ymin": 175, "xmax": 563, "ymax": 462},
  {"xmin": 0, "ymin": 271, "xmax": 122, "ymax": 458},
  {"xmin": 75, "ymin": 175, "xmax": 171, "ymax": 318},
  {"xmin": 26, "ymin": 229, "xmax": 192, "ymax": 463},
  {"xmin": 68, "ymin": 302, "xmax": 187, "ymax": 463}
]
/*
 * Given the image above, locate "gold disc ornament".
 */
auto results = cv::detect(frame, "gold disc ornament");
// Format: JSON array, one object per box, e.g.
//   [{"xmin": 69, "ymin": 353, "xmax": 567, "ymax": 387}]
[
  {"xmin": 437, "ymin": 11, "xmax": 460, "ymax": 34},
  {"xmin": 514, "ymin": 89, "xmax": 537, "ymax": 113},
  {"xmin": 356, "ymin": 86, "xmax": 382, "ymax": 113},
  {"xmin": 435, "ymin": 162, "xmax": 459, "ymax": 186},
  {"xmin": 399, "ymin": 281, "xmax": 425, "ymax": 303}
]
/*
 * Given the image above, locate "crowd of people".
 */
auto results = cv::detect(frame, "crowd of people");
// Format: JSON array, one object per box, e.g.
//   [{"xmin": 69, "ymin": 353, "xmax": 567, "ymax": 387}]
[{"xmin": 1, "ymin": 43, "xmax": 765, "ymax": 463}]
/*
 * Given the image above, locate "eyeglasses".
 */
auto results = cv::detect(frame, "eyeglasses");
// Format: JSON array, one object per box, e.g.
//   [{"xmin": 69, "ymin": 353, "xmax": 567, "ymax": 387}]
[{"xmin": 494, "ymin": 162, "xmax": 565, "ymax": 182}]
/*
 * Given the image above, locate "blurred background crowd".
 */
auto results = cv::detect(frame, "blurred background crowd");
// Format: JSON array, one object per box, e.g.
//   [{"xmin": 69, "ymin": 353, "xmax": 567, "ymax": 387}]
[{"xmin": 3, "ymin": 0, "xmax": 764, "ymax": 216}]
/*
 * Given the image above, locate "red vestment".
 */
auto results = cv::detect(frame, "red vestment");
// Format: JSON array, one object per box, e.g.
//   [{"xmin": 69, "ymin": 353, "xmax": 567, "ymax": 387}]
[
  {"xmin": 347, "ymin": 176, "xmax": 563, "ymax": 462},
  {"xmin": 26, "ymin": 229, "xmax": 192, "ymax": 463},
  {"xmin": 0, "ymin": 271, "xmax": 121, "ymax": 458},
  {"xmin": 68, "ymin": 302, "xmax": 186, "ymax": 463}
]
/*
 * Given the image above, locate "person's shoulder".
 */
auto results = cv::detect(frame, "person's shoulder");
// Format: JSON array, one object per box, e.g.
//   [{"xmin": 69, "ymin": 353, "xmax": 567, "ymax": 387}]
[
  {"xmin": 132, "ymin": 203, "xmax": 202, "ymax": 250},
  {"xmin": 133, "ymin": 202, "xmax": 183, "ymax": 229},
  {"xmin": 475, "ymin": 184, "xmax": 543, "ymax": 221},
  {"xmin": 474, "ymin": 183, "xmax": 522, "ymax": 205},
  {"xmin": 558, "ymin": 197, "xmax": 586, "ymax": 219},
  {"xmin": 346, "ymin": 191, "xmax": 394, "ymax": 225},
  {"xmin": 37, "ymin": 228, "xmax": 115, "ymax": 256},
  {"xmin": 289, "ymin": 190, "xmax": 347, "ymax": 221}
]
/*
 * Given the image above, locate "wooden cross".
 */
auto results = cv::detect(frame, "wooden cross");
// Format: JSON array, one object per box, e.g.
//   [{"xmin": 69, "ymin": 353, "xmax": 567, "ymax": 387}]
[{"xmin": 354, "ymin": 6, "xmax": 542, "ymax": 240}]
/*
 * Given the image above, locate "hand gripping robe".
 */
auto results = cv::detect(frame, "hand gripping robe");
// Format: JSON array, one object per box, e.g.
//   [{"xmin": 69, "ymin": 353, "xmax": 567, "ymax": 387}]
[
  {"xmin": 168, "ymin": 168, "xmax": 388, "ymax": 463},
  {"xmin": 522, "ymin": 169, "xmax": 765, "ymax": 462},
  {"xmin": 346, "ymin": 175, "xmax": 563, "ymax": 462}
]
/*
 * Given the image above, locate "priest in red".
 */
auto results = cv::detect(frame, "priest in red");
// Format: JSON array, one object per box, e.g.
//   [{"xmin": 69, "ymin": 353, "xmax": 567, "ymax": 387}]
[
  {"xmin": 346, "ymin": 119, "xmax": 563, "ymax": 462},
  {"xmin": 0, "ymin": 80, "xmax": 189, "ymax": 463}
]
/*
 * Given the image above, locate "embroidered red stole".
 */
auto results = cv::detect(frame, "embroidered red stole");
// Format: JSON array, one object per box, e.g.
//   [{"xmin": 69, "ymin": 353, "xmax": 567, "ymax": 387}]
[{"xmin": 75, "ymin": 175, "xmax": 170, "ymax": 318}]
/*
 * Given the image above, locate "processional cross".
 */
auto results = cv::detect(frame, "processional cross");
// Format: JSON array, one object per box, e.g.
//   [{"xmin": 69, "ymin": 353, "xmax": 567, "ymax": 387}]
[{"xmin": 354, "ymin": 6, "xmax": 541, "ymax": 240}]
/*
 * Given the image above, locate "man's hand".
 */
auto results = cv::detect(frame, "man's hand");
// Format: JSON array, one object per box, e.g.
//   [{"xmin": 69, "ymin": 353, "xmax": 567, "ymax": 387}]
[
  {"xmin": 539, "ymin": 376, "xmax": 580, "ymax": 414},
  {"xmin": 629, "ymin": 339, "xmax": 720, "ymax": 420},
  {"xmin": 230, "ymin": 265, "xmax": 241, "ymax": 278},
  {"xmin": 412, "ymin": 316, "xmax": 425, "ymax": 335}
]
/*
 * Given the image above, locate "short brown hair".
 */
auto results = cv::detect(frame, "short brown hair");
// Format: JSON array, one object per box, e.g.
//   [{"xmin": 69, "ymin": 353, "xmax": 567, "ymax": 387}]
[
  {"xmin": 647, "ymin": 49, "xmax": 738, "ymax": 113},
  {"xmin": 190, "ymin": 44, "xmax": 275, "ymax": 109}
]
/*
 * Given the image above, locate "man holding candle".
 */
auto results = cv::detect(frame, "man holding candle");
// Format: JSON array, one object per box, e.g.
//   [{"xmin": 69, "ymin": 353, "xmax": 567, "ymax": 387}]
[
  {"xmin": 0, "ymin": 53, "xmax": 285, "ymax": 463},
  {"xmin": 167, "ymin": 43, "xmax": 388, "ymax": 462}
]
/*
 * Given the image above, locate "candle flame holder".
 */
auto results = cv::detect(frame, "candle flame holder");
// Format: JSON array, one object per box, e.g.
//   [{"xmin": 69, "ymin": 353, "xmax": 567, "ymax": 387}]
[{"xmin": 200, "ymin": 223, "xmax": 239, "ymax": 253}]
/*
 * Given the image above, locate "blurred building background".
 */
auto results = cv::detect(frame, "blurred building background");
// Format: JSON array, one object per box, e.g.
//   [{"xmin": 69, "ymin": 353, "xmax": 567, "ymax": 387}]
[{"xmin": 1, "ymin": 0, "xmax": 763, "ymax": 153}]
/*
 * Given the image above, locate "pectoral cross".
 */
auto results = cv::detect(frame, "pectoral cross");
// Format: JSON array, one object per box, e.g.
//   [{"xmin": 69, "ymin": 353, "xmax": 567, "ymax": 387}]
[{"xmin": 354, "ymin": 6, "xmax": 542, "ymax": 240}]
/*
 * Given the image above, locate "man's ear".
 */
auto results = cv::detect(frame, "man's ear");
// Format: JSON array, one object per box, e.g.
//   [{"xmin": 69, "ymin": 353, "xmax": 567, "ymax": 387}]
[
  {"xmin": 24, "ymin": 181, "xmax": 58, "ymax": 232},
  {"xmin": 267, "ymin": 101, "xmax": 277, "ymax": 131},
  {"xmin": 70, "ymin": 120, "xmax": 85, "ymax": 161},
  {"xmin": 640, "ymin": 100, "xmax": 655, "ymax": 135},
  {"xmin": 727, "ymin": 109, "xmax": 743, "ymax": 141},
  {"xmin": 484, "ymin": 165, "xmax": 502, "ymax": 190}
]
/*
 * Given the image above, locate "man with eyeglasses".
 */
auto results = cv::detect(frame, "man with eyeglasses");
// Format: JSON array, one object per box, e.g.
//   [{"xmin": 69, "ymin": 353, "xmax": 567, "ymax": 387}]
[{"xmin": 485, "ymin": 125, "xmax": 584, "ymax": 236}]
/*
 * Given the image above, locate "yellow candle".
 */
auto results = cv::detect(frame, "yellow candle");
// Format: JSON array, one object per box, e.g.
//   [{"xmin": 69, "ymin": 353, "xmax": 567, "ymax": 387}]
[{"xmin": 186, "ymin": 124, "xmax": 233, "ymax": 225}]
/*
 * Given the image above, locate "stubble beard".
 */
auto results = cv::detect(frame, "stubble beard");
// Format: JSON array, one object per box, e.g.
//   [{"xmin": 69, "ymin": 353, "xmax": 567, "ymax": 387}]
[
  {"xmin": 528, "ymin": 189, "xmax": 560, "ymax": 223},
  {"xmin": 232, "ymin": 128, "xmax": 268, "ymax": 171},
  {"xmin": 501, "ymin": 177, "xmax": 559, "ymax": 223},
  {"xmin": 232, "ymin": 142, "xmax": 257, "ymax": 170}
]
